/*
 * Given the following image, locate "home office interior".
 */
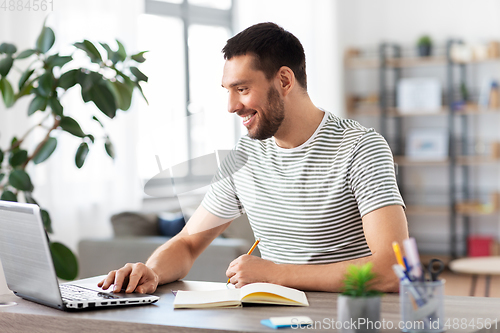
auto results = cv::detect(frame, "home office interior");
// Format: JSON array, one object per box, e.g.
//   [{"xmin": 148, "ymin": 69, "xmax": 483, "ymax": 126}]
[{"xmin": 1, "ymin": 0, "xmax": 500, "ymax": 331}]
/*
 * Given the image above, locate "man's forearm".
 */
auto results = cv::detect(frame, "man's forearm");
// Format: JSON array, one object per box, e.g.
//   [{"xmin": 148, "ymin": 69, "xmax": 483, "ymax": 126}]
[
  {"xmin": 144, "ymin": 213, "xmax": 232, "ymax": 286},
  {"xmin": 274, "ymin": 252, "xmax": 398, "ymax": 292},
  {"xmin": 145, "ymin": 234, "xmax": 196, "ymax": 285}
]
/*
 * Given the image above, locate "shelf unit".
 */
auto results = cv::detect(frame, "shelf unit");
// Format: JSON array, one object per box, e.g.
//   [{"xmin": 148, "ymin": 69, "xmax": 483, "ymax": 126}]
[{"xmin": 345, "ymin": 42, "xmax": 500, "ymax": 258}]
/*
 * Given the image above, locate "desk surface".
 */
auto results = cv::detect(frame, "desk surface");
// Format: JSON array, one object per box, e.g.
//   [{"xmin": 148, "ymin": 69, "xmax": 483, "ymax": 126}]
[{"xmin": 0, "ymin": 277, "xmax": 499, "ymax": 333}]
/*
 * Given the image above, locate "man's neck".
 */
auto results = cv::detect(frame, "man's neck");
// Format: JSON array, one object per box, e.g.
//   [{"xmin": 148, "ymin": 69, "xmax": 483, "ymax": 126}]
[{"xmin": 273, "ymin": 97, "xmax": 324, "ymax": 149}]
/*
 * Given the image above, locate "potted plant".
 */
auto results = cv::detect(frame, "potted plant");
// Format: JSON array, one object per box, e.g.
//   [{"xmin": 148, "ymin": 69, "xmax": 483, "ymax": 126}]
[
  {"xmin": 417, "ymin": 35, "xmax": 432, "ymax": 57},
  {"xmin": 337, "ymin": 263, "xmax": 383, "ymax": 333},
  {"xmin": 0, "ymin": 22, "xmax": 148, "ymax": 281}
]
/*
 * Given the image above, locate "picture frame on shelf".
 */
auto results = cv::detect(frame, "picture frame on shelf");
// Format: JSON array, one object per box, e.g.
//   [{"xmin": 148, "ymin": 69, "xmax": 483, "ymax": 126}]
[
  {"xmin": 397, "ymin": 78, "xmax": 442, "ymax": 114},
  {"xmin": 406, "ymin": 128, "xmax": 448, "ymax": 161}
]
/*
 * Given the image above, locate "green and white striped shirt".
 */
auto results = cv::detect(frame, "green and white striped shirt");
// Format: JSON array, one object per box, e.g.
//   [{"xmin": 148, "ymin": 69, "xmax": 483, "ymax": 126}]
[{"xmin": 202, "ymin": 111, "xmax": 405, "ymax": 264}]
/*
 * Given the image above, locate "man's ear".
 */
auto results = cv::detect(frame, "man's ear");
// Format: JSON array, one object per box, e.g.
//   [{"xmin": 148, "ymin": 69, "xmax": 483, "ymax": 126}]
[{"xmin": 276, "ymin": 66, "xmax": 295, "ymax": 97}]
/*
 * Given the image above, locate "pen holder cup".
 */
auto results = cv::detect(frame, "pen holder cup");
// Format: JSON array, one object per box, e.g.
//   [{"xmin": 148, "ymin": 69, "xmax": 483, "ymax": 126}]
[{"xmin": 400, "ymin": 280, "xmax": 445, "ymax": 333}]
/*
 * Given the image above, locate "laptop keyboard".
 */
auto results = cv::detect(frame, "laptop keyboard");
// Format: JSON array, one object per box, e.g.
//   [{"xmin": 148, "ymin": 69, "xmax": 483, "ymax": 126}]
[{"xmin": 60, "ymin": 284, "xmax": 118, "ymax": 302}]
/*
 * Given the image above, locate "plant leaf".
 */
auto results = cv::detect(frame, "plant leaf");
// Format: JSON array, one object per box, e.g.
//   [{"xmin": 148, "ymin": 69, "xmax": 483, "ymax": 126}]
[
  {"xmin": 60, "ymin": 116, "xmax": 86, "ymax": 138},
  {"xmin": 92, "ymin": 115, "xmax": 104, "ymax": 127},
  {"xmin": 8, "ymin": 169, "xmax": 34, "ymax": 191},
  {"xmin": 0, "ymin": 149, "xmax": 3, "ymax": 164},
  {"xmin": 48, "ymin": 97, "xmax": 63, "ymax": 116},
  {"xmin": 75, "ymin": 142, "xmax": 89, "ymax": 168},
  {"xmin": 16, "ymin": 82, "xmax": 33, "ymax": 100},
  {"xmin": 77, "ymin": 71, "xmax": 103, "ymax": 102},
  {"xmin": 135, "ymin": 81, "xmax": 148, "ymax": 105},
  {"xmin": 58, "ymin": 69, "xmax": 79, "ymax": 90},
  {"xmin": 50, "ymin": 241, "xmax": 78, "ymax": 280},
  {"xmin": 0, "ymin": 43, "xmax": 17, "ymax": 55},
  {"xmin": 111, "ymin": 39, "xmax": 127, "ymax": 64},
  {"xmin": 130, "ymin": 66, "xmax": 148, "ymax": 82},
  {"xmin": 0, "ymin": 77, "xmax": 15, "ymax": 107},
  {"xmin": 24, "ymin": 191, "xmax": 38, "ymax": 205},
  {"xmin": 18, "ymin": 68, "xmax": 35, "ymax": 90},
  {"xmin": 0, "ymin": 173, "xmax": 4, "ymax": 183},
  {"xmin": 16, "ymin": 49, "xmax": 36, "ymax": 59},
  {"xmin": 9, "ymin": 149, "xmax": 28, "ymax": 167},
  {"xmin": 99, "ymin": 42, "xmax": 114, "ymax": 60},
  {"xmin": 131, "ymin": 51, "xmax": 147, "ymax": 63},
  {"xmin": 28, "ymin": 95, "xmax": 48, "ymax": 116},
  {"xmin": 0, "ymin": 190, "xmax": 17, "ymax": 202},
  {"xmin": 33, "ymin": 137, "xmax": 57, "ymax": 164},
  {"xmin": 37, "ymin": 72, "xmax": 55, "ymax": 97},
  {"xmin": 0, "ymin": 55, "xmax": 14, "ymax": 77},
  {"xmin": 41, "ymin": 209, "xmax": 53, "ymax": 233},
  {"xmin": 105, "ymin": 139, "xmax": 115, "ymax": 159},
  {"xmin": 10, "ymin": 137, "xmax": 19, "ymax": 151},
  {"xmin": 341, "ymin": 263, "xmax": 381, "ymax": 297},
  {"xmin": 108, "ymin": 80, "xmax": 132, "ymax": 111},
  {"xmin": 46, "ymin": 54, "xmax": 72, "ymax": 68},
  {"xmin": 74, "ymin": 40, "xmax": 102, "ymax": 63},
  {"xmin": 89, "ymin": 81, "xmax": 117, "ymax": 118},
  {"xmin": 36, "ymin": 26, "xmax": 55, "ymax": 53}
]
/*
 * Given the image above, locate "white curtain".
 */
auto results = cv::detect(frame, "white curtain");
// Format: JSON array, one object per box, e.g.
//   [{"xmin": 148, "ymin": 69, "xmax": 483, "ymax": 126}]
[{"xmin": 0, "ymin": 0, "xmax": 145, "ymax": 288}]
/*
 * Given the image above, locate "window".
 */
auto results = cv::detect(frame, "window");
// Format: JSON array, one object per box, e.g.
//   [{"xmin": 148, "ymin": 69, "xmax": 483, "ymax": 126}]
[{"xmin": 139, "ymin": 0, "xmax": 236, "ymax": 181}]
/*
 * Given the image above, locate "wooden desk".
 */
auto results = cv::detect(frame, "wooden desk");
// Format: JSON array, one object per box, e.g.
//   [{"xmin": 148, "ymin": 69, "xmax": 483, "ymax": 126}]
[{"xmin": 0, "ymin": 277, "xmax": 499, "ymax": 333}]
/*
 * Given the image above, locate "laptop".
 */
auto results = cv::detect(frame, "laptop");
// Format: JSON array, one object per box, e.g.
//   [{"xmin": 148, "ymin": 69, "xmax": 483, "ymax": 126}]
[{"xmin": 0, "ymin": 200, "xmax": 159, "ymax": 310}]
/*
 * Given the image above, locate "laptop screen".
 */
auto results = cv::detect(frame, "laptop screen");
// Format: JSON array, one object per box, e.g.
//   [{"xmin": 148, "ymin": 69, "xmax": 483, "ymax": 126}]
[{"xmin": 0, "ymin": 201, "xmax": 63, "ymax": 307}]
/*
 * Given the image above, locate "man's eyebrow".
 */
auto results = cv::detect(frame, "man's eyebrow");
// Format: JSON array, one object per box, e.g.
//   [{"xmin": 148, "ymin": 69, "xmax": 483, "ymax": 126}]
[{"xmin": 222, "ymin": 80, "xmax": 251, "ymax": 89}]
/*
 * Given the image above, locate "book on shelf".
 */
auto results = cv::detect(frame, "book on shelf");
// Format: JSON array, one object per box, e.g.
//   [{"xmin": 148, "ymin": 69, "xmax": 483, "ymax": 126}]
[{"xmin": 173, "ymin": 282, "xmax": 309, "ymax": 309}]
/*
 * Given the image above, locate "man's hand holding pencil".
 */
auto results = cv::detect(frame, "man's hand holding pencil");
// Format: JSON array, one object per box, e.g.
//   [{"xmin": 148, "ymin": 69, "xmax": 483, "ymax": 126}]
[{"xmin": 226, "ymin": 238, "xmax": 279, "ymax": 288}]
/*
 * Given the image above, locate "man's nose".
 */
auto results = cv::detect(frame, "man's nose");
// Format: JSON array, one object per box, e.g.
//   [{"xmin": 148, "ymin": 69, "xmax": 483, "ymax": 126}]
[{"xmin": 227, "ymin": 92, "xmax": 243, "ymax": 114}]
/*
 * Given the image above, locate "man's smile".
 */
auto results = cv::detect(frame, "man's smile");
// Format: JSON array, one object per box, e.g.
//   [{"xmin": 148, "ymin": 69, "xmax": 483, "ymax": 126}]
[{"xmin": 241, "ymin": 111, "xmax": 257, "ymax": 126}]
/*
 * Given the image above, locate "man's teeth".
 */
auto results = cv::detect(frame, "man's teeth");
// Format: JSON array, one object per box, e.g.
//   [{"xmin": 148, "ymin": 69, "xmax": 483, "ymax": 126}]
[{"xmin": 243, "ymin": 114, "xmax": 253, "ymax": 121}]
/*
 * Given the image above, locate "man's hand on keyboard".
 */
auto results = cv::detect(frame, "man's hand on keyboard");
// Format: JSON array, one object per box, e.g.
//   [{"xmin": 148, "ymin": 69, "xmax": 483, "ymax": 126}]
[{"xmin": 97, "ymin": 262, "xmax": 159, "ymax": 294}]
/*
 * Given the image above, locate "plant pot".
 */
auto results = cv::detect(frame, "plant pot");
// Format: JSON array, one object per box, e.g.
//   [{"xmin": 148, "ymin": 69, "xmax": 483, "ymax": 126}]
[
  {"xmin": 417, "ymin": 44, "xmax": 432, "ymax": 57},
  {"xmin": 337, "ymin": 295, "xmax": 381, "ymax": 333}
]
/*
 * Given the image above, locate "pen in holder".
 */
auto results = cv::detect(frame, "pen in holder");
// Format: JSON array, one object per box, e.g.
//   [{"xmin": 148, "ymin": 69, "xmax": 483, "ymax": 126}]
[{"xmin": 400, "ymin": 280, "xmax": 445, "ymax": 333}]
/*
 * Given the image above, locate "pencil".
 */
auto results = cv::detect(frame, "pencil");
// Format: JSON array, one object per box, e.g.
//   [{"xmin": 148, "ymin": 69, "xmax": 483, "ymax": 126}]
[
  {"xmin": 392, "ymin": 241, "xmax": 405, "ymax": 268},
  {"xmin": 227, "ymin": 238, "xmax": 260, "ymax": 284}
]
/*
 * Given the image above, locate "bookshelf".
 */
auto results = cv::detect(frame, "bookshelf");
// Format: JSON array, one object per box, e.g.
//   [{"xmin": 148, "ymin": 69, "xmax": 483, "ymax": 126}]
[{"xmin": 345, "ymin": 41, "xmax": 500, "ymax": 258}]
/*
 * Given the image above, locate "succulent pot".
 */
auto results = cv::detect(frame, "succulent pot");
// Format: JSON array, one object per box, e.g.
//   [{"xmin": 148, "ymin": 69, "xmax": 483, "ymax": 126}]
[
  {"xmin": 417, "ymin": 44, "xmax": 432, "ymax": 57},
  {"xmin": 337, "ymin": 295, "xmax": 381, "ymax": 333}
]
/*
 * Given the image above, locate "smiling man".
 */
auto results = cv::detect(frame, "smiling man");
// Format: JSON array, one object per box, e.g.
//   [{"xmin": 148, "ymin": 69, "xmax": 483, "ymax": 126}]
[{"xmin": 99, "ymin": 22, "xmax": 408, "ymax": 294}]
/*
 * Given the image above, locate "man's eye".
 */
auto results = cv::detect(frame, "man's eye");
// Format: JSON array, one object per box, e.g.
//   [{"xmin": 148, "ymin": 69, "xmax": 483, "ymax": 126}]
[{"xmin": 238, "ymin": 88, "xmax": 247, "ymax": 93}]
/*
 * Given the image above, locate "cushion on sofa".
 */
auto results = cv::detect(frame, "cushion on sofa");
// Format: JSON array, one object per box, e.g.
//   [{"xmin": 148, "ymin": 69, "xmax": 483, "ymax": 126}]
[
  {"xmin": 111, "ymin": 212, "xmax": 159, "ymax": 237},
  {"xmin": 157, "ymin": 212, "xmax": 186, "ymax": 236}
]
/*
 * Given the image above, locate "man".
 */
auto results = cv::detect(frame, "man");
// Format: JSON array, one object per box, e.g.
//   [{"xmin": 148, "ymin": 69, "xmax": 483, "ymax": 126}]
[{"xmin": 99, "ymin": 22, "xmax": 408, "ymax": 294}]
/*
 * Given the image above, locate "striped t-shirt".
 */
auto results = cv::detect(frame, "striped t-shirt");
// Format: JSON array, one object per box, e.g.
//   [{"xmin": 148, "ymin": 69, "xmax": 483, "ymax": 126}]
[{"xmin": 201, "ymin": 111, "xmax": 405, "ymax": 264}]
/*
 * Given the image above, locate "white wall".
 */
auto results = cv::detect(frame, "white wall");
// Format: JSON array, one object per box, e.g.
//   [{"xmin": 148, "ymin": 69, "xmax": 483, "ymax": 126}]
[{"xmin": 339, "ymin": 0, "xmax": 500, "ymax": 46}]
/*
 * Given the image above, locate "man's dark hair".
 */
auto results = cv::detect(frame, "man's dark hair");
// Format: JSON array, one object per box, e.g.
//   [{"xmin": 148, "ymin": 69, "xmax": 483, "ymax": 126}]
[{"xmin": 222, "ymin": 22, "xmax": 307, "ymax": 90}]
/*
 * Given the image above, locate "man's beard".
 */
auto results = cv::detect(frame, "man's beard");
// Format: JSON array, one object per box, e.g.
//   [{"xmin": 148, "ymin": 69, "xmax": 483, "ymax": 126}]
[{"xmin": 247, "ymin": 86, "xmax": 285, "ymax": 140}]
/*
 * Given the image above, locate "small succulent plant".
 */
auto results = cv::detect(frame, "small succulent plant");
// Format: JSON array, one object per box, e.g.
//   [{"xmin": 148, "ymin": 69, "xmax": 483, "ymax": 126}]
[{"xmin": 341, "ymin": 263, "xmax": 383, "ymax": 297}]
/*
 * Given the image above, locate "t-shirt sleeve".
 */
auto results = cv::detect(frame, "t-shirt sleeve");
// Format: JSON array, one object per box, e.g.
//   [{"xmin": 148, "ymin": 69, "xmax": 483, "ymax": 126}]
[
  {"xmin": 348, "ymin": 129, "xmax": 405, "ymax": 217},
  {"xmin": 201, "ymin": 149, "xmax": 246, "ymax": 220}
]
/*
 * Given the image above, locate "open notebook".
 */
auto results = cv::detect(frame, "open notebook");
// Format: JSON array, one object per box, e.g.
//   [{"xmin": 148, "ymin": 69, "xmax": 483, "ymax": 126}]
[{"xmin": 173, "ymin": 283, "xmax": 309, "ymax": 309}]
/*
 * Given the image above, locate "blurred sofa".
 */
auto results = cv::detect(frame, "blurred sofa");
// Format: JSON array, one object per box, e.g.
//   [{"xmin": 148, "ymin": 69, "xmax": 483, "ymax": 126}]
[{"xmin": 78, "ymin": 211, "xmax": 254, "ymax": 282}]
